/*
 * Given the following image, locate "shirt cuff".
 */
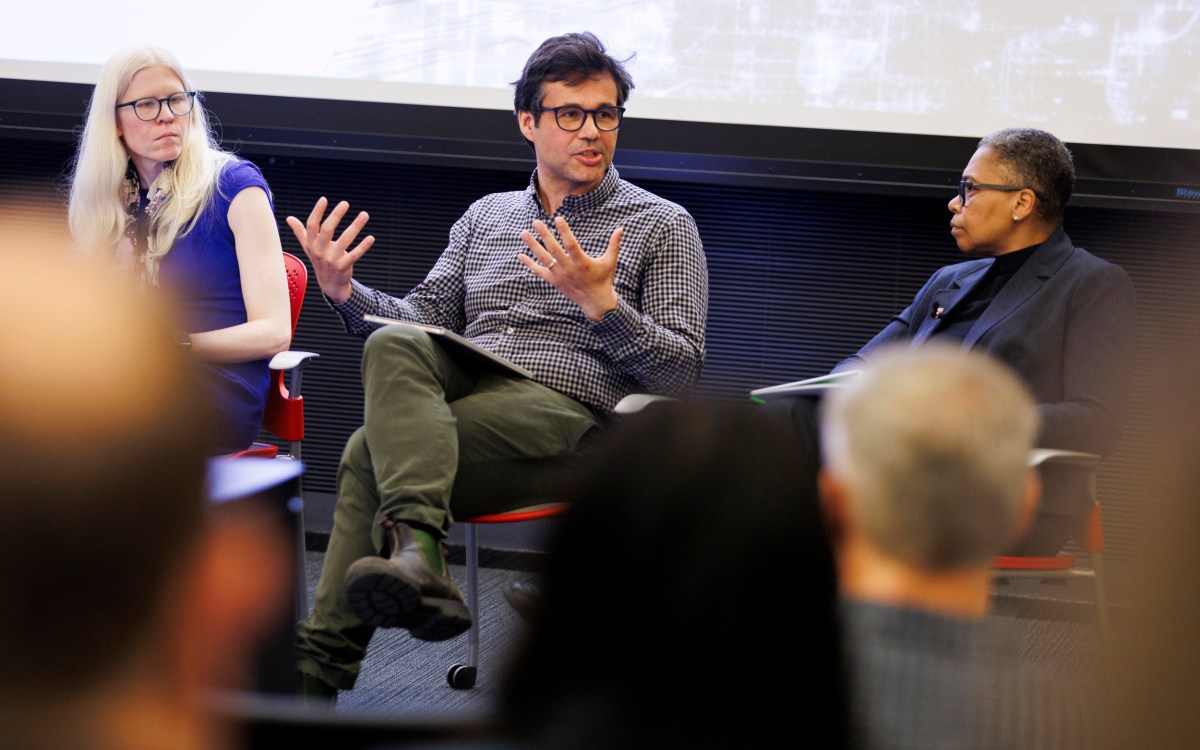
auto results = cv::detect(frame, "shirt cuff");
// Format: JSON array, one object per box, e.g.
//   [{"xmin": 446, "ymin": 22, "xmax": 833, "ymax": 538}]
[
  {"xmin": 329, "ymin": 280, "xmax": 377, "ymax": 336},
  {"xmin": 590, "ymin": 299, "xmax": 639, "ymax": 352}
]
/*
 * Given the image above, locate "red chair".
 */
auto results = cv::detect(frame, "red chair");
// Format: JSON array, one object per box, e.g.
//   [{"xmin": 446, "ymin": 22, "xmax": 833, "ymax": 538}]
[
  {"xmin": 229, "ymin": 252, "xmax": 318, "ymax": 461},
  {"xmin": 226, "ymin": 252, "xmax": 318, "ymax": 627},
  {"xmin": 447, "ymin": 502, "xmax": 569, "ymax": 689},
  {"xmin": 445, "ymin": 394, "xmax": 672, "ymax": 689},
  {"xmin": 993, "ymin": 449, "xmax": 1110, "ymax": 655}
]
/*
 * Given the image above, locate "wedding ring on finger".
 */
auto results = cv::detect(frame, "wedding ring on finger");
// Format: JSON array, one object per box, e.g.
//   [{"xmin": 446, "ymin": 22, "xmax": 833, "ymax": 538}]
[{"xmin": 546, "ymin": 258, "xmax": 557, "ymax": 270}]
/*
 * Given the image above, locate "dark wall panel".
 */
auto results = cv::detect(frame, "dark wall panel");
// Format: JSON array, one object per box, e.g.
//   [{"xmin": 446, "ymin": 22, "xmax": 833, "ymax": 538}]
[{"xmin": 3, "ymin": 135, "xmax": 1197, "ymax": 571}]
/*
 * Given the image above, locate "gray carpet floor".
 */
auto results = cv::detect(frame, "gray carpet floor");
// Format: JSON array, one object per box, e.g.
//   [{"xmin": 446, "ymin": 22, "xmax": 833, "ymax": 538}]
[
  {"xmin": 295, "ymin": 542, "xmax": 1108, "ymax": 719},
  {"xmin": 216, "ymin": 543, "xmax": 1108, "ymax": 749},
  {"xmin": 300, "ymin": 546, "xmax": 537, "ymax": 719}
]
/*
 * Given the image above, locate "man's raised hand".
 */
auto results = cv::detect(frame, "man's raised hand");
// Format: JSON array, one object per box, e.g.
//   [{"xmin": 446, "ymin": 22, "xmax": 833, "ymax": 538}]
[{"xmin": 286, "ymin": 197, "xmax": 375, "ymax": 305}]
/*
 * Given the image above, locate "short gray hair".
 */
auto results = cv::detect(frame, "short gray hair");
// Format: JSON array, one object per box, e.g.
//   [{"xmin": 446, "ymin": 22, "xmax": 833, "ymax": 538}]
[
  {"xmin": 978, "ymin": 127, "xmax": 1074, "ymax": 223},
  {"xmin": 819, "ymin": 342, "xmax": 1040, "ymax": 570}
]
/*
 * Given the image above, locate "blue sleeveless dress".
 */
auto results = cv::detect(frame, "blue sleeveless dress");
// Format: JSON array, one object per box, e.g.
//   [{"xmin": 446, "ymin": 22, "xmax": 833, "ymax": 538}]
[{"xmin": 158, "ymin": 160, "xmax": 274, "ymax": 453}]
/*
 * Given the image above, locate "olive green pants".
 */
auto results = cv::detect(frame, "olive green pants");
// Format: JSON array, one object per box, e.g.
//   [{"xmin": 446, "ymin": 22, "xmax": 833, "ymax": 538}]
[{"xmin": 296, "ymin": 325, "xmax": 600, "ymax": 689}]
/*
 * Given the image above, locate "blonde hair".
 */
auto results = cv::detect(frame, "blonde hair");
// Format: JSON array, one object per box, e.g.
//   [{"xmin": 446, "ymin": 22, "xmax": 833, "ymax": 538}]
[{"xmin": 67, "ymin": 45, "xmax": 232, "ymax": 258}]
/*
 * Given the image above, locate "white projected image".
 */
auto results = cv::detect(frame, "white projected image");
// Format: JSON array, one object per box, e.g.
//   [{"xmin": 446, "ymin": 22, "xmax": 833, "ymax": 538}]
[{"xmin": 1, "ymin": 0, "xmax": 1196, "ymax": 150}]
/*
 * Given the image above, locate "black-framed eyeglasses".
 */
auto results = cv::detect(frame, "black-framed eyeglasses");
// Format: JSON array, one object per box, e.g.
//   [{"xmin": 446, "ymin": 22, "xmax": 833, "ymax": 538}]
[
  {"xmin": 956, "ymin": 180, "xmax": 1029, "ymax": 207},
  {"xmin": 542, "ymin": 105, "xmax": 625, "ymax": 132},
  {"xmin": 115, "ymin": 91, "xmax": 196, "ymax": 121}
]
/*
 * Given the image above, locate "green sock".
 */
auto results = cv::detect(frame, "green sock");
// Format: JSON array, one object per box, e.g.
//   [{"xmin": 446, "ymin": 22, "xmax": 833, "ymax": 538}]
[
  {"xmin": 301, "ymin": 674, "xmax": 337, "ymax": 700},
  {"xmin": 406, "ymin": 524, "xmax": 446, "ymax": 576}
]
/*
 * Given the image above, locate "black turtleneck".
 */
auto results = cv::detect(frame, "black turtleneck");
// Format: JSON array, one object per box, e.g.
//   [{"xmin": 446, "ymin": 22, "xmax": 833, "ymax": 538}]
[{"xmin": 935, "ymin": 242, "xmax": 1040, "ymax": 341}]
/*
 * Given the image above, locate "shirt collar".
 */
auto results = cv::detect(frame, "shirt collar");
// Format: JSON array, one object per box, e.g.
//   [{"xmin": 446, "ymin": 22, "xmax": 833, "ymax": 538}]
[{"xmin": 525, "ymin": 164, "xmax": 620, "ymax": 216}]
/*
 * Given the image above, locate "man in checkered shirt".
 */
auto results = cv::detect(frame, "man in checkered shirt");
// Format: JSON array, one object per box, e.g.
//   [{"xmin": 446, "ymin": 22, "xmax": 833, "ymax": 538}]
[{"xmin": 287, "ymin": 31, "xmax": 708, "ymax": 699}]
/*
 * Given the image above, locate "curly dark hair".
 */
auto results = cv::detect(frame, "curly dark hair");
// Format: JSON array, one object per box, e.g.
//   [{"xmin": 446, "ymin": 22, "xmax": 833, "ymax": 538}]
[{"xmin": 978, "ymin": 128, "xmax": 1075, "ymax": 222}]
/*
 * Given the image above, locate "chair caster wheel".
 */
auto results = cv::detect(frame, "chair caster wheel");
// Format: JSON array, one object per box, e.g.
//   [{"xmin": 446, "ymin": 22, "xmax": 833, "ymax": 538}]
[{"xmin": 447, "ymin": 663, "xmax": 477, "ymax": 689}]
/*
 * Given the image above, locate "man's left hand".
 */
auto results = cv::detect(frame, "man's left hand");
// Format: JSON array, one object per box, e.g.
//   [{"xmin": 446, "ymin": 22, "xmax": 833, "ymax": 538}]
[{"xmin": 518, "ymin": 216, "xmax": 621, "ymax": 322}]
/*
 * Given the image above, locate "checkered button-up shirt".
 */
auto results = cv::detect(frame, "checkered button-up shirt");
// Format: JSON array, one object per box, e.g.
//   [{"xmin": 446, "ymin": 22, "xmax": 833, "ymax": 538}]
[{"xmin": 333, "ymin": 165, "xmax": 708, "ymax": 414}]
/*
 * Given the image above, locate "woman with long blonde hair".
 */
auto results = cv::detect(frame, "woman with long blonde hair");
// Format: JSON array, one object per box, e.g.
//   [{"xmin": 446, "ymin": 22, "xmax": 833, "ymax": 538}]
[{"xmin": 68, "ymin": 45, "xmax": 291, "ymax": 453}]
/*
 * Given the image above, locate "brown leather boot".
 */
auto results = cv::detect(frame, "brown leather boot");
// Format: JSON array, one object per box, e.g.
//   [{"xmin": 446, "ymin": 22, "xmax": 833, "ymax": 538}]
[{"xmin": 343, "ymin": 522, "xmax": 471, "ymax": 641}]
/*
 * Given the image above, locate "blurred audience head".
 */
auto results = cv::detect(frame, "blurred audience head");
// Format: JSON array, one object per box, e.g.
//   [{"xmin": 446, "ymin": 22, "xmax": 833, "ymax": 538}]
[
  {"xmin": 0, "ymin": 189, "xmax": 73, "ymax": 256},
  {"xmin": 0, "ymin": 245, "xmax": 289, "ymax": 750},
  {"xmin": 819, "ymin": 342, "xmax": 1041, "ymax": 572},
  {"xmin": 499, "ymin": 400, "xmax": 847, "ymax": 748}
]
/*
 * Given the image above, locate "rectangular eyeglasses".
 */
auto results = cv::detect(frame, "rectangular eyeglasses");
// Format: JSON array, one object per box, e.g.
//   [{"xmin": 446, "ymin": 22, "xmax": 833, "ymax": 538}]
[
  {"xmin": 957, "ymin": 180, "xmax": 1026, "ymax": 206},
  {"xmin": 543, "ymin": 105, "xmax": 625, "ymax": 132},
  {"xmin": 115, "ymin": 91, "xmax": 197, "ymax": 121}
]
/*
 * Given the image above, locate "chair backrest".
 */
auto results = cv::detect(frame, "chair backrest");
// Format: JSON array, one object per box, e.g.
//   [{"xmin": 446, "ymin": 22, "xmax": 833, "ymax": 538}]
[
  {"xmin": 261, "ymin": 254, "xmax": 308, "ymax": 442},
  {"xmin": 1079, "ymin": 501, "xmax": 1105, "ymax": 553},
  {"xmin": 283, "ymin": 252, "xmax": 307, "ymax": 336}
]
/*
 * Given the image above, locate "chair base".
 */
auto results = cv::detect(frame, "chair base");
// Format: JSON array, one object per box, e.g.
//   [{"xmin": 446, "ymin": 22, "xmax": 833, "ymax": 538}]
[
  {"xmin": 446, "ymin": 503, "xmax": 568, "ymax": 690},
  {"xmin": 446, "ymin": 664, "xmax": 477, "ymax": 689}
]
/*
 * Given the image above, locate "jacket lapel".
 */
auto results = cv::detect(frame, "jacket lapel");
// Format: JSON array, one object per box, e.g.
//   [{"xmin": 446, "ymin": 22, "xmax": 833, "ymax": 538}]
[
  {"xmin": 912, "ymin": 266, "xmax": 988, "ymax": 344},
  {"xmin": 963, "ymin": 228, "xmax": 1073, "ymax": 346}
]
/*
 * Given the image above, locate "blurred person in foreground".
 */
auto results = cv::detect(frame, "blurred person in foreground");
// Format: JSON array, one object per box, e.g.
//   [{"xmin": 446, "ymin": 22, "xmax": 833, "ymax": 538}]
[
  {"xmin": 0, "ymin": 248, "xmax": 291, "ymax": 750},
  {"xmin": 67, "ymin": 44, "xmax": 292, "ymax": 454},
  {"xmin": 493, "ymin": 401, "xmax": 848, "ymax": 749},
  {"xmin": 1102, "ymin": 333, "xmax": 1200, "ymax": 749},
  {"xmin": 775, "ymin": 127, "xmax": 1135, "ymax": 557},
  {"xmin": 819, "ymin": 342, "xmax": 1095, "ymax": 749}
]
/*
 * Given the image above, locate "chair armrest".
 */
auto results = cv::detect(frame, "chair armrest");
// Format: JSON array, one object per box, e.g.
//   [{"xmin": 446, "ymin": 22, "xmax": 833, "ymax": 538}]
[
  {"xmin": 269, "ymin": 350, "xmax": 319, "ymax": 372},
  {"xmin": 262, "ymin": 351, "xmax": 319, "ymax": 443},
  {"xmin": 613, "ymin": 393, "xmax": 679, "ymax": 416},
  {"xmin": 1028, "ymin": 448, "xmax": 1101, "ymax": 468}
]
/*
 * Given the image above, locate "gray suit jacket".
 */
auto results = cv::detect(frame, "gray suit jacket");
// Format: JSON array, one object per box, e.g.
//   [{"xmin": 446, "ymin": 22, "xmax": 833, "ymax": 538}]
[{"xmin": 836, "ymin": 227, "xmax": 1136, "ymax": 517}]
